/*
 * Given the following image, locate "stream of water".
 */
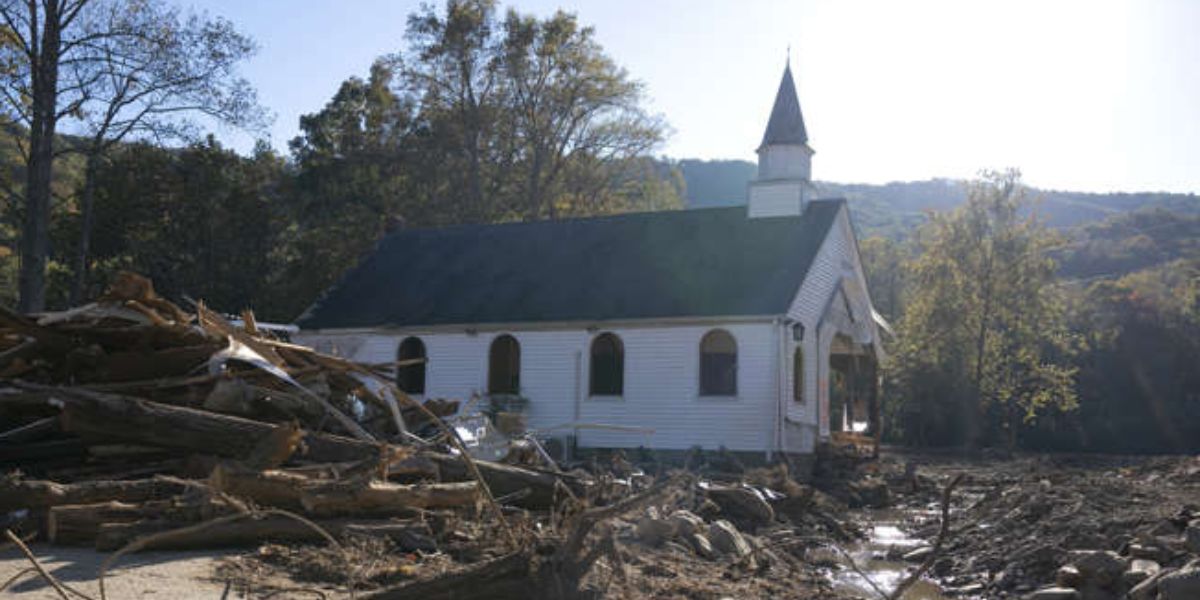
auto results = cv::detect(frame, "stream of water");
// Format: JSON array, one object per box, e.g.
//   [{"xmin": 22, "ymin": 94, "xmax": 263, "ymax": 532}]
[{"xmin": 828, "ymin": 513, "xmax": 953, "ymax": 600}]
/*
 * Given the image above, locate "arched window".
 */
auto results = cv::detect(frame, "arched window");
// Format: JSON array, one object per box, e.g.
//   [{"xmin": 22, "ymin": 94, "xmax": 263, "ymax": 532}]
[
  {"xmin": 396, "ymin": 337, "xmax": 426, "ymax": 394},
  {"xmin": 793, "ymin": 347, "xmax": 804, "ymax": 403},
  {"xmin": 589, "ymin": 333, "xmax": 624, "ymax": 396},
  {"xmin": 488, "ymin": 334, "xmax": 520, "ymax": 394},
  {"xmin": 699, "ymin": 329, "xmax": 737, "ymax": 396}
]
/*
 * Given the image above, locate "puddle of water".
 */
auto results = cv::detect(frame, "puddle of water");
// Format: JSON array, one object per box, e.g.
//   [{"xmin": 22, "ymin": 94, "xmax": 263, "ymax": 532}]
[{"xmin": 828, "ymin": 517, "xmax": 954, "ymax": 600}]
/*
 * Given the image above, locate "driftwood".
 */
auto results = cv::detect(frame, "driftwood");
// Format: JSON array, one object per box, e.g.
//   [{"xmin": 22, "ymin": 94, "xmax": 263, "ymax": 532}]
[
  {"xmin": 0, "ymin": 416, "xmax": 57, "ymax": 443},
  {"xmin": 3, "ymin": 529, "xmax": 76, "ymax": 600},
  {"xmin": 0, "ymin": 477, "xmax": 184, "ymax": 512},
  {"xmin": 95, "ymin": 516, "xmax": 434, "ymax": 552},
  {"xmin": 300, "ymin": 480, "xmax": 479, "ymax": 516},
  {"xmin": 426, "ymin": 452, "xmax": 584, "ymax": 509},
  {"xmin": 209, "ymin": 463, "xmax": 479, "ymax": 516},
  {"xmin": 47, "ymin": 501, "xmax": 174, "ymax": 546},
  {"xmin": 46, "ymin": 384, "xmax": 582, "ymax": 509},
  {"xmin": 51, "ymin": 385, "xmax": 376, "ymax": 463},
  {"xmin": 365, "ymin": 475, "xmax": 682, "ymax": 600},
  {"xmin": 363, "ymin": 553, "xmax": 534, "ymax": 600}
]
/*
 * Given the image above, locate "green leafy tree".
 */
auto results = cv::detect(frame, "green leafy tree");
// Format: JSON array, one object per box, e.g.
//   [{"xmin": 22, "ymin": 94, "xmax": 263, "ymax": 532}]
[
  {"xmin": 278, "ymin": 0, "xmax": 678, "ymax": 319},
  {"xmin": 400, "ymin": 0, "xmax": 671, "ymax": 223},
  {"xmin": 0, "ymin": 0, "xmax": 260, "ymax": 310},
  {"xmin": 86, "ymin": 137, "xmax": 287, "ymax": 317},
  {"xmin": 65, "ymin": 0, "xmax": 264, "ymax": 304},
  {"xmin": 858, "ymin": 235, "xmax": 908, "ymax": 322},
  {"xmin": 280, "ymin": 60, "xmax": 416, "ymax": 319},
  {"xmin": 887, "ymin": 170, "xmax": 1077, "ymax": 449}
]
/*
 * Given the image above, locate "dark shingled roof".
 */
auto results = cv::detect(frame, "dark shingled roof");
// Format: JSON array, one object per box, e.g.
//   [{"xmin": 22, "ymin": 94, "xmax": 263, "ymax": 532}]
[
  {"xmin": 759, "ymin": 64, "xmax": 809, "ymax": 148},
  {"xmin": 296, "ymin": 200, "xmax": 845, "ymax": 330}
]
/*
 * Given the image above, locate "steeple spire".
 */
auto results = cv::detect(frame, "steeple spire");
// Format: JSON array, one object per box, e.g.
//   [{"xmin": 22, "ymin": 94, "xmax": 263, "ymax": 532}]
[
  {"xmin": 747, "ymin": 61, "xmax": 815, "ymax": 218},
  {"xmin": 759, "ymin": 62, "xmax": 808, "ymax": 150}
]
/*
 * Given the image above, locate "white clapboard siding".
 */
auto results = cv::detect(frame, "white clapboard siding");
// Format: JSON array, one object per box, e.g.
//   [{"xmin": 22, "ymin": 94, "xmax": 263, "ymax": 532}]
[
  {"xmin": 297, "ymin": 321, "xmax": 781, "ymax": 453},
  {"xmin": 779, "ymin": 204, "xmax": 879, "ymax": 444}
]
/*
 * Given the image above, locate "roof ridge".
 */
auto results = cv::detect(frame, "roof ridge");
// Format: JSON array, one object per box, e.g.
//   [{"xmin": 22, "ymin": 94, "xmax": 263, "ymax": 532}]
[{"xmin": 377, "ymin": 205, "xmax": 751, "ymax": 238}]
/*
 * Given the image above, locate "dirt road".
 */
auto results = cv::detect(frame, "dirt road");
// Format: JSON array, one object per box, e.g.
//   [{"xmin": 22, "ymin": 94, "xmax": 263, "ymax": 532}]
[{"xmin": 0, "ymin": 545, "xmax": 234, "ymax": 599}]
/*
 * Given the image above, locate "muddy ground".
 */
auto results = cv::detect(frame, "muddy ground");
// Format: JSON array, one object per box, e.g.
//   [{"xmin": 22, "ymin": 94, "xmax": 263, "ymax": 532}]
[
  {"xmin": 876, "ymin": 450, "xmax": 1200, "ymax": 599},
  {"xmin": 4, "ymin": 450, "xmax": 1198, "ymax": 599}
]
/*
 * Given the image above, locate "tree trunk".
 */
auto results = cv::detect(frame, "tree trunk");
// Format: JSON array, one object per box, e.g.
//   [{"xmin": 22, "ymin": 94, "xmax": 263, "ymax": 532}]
[
  {"xmin": 50, "ymin": 386, "xmax": 583, "ymax": 507},
  {"xmin": 208, "ymin": 463, "xmax": 480, "ymax": 517},
  {"xmin": 54, "ymin": 386, "xmax": 377, "ymax": 463},
  {"xmin": 95, "ymin": 516, "xmax": 435, "ymax": 552},
  {"xmin": 47, "ymin": 500, "xmax": 176, "ymax": 545},
  {"xmin": 364, "ymin": 553, "xmax": 533, "ymax": 600},
  {"xmin": 18, "ymin": 2, "xmax": 65, "ymax": 313},
  {"xmin": 0, "ymin": 477, "xmax": 184, "ymax": 512},
  {"xmin": 69, "ymin": 151, "xmax": 101, "ymax": 305}
]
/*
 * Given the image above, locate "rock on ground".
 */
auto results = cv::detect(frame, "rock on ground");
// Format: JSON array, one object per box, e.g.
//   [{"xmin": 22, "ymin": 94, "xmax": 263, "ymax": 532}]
[
  {"xmin": 706, "ymin": 486, "xmax": 774, "ymax": 530},
  {"xmin": 1025, "ymin": 587, "xmax": 1080, "ymax": 600},
  {"xmin": 1069, "ymin": 550, "xmax": 1127, "ymax": 587},
  {"xmin": 1157, "ymin": 565, "xmax": 1200, "ymax": 600},
  {"xmin": 707, "ymin": 519, "xmax": 751, "ymax": 557}
]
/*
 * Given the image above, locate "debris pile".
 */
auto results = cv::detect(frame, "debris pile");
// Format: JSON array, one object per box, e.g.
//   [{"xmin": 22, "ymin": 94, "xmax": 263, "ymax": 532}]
[
  {"xmin": 884, "ymin": 453, "xmax": 1200, "ymax": 600},
  {"xmin": 0, "ymin": 273, "xmax": 853, "ymax": 598}
]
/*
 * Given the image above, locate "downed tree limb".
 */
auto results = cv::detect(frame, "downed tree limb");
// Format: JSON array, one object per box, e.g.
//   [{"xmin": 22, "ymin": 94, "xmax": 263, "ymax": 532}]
[
  {"xmin": 208, "ymin": 464, "xmax": 312, "ymax": 511},
  {"xmin": 363, "ymin": 553, "xmax": 533, "ymax": 600},
  {"xmin": 0, "ymin": 416, "xmax": 57, "ymax": 444},
  {"xmin": 46, "ymin": 384, "xmax": 376, "ymax": 463},
  {"xmin": 887, "ymin": 473, "xmax": 964, "ymax": 600},
  {"xmin": 94, "ymin": 516, "xmax": 434, "ymax": 552},
  {"xmin": 0, "ymin": 477, "xmax": 184, "ymax": 512},
  {"xmin": 48, "ymin": 501, "xmax": 176, "ymax": 546},
  {"xmin": 34, "ymin": 384, "xmax": 581, "ymax": 507},
  {"xmin": 366, "ymin": 474, "xmax": 683, "ymax": 600},
  {"xmin": 299, "ymin": 480, "xmax": 479, "ymax": 516},
  {"xmin": 208, "ymin": 463, "xmax": 479, "ymax": 516},
  {"xmin": 425, "ymin": 452, "xmax": 584, "ymax": 509},
  {"xmin": 3, "ymin": 529, "xmax": 77, "ymax": 600},
  {"xmin": 98, "ymin": 508, "xmax": 340, "ymax": 600}
]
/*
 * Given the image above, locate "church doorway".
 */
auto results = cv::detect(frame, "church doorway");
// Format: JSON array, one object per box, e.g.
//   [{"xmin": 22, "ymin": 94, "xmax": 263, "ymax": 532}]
[{"xmin": 828, "ymin": 334, "xmax": 879, "ymax": 440}]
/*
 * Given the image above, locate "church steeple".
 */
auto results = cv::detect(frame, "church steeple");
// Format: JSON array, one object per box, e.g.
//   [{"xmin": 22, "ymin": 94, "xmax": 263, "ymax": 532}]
[
  {"xmin": 747, "ymin": 61, "xmax": 816, "ymax": 218},
  {"xmin": 759, "ymin": 63, "xmax": 808, "ymax": 150}
]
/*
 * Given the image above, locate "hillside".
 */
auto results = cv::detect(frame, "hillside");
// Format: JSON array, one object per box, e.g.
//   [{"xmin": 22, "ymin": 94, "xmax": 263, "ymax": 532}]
[{"xmin": 676, "ymin": 158, "xmax": 1200, "ymax": 238}]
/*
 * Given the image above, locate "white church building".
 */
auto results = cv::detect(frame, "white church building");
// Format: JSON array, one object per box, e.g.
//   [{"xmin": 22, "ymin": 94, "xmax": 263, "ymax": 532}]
[{"xmin": 295, "ymin": 65, "xmax": 887, "ymax": 458}]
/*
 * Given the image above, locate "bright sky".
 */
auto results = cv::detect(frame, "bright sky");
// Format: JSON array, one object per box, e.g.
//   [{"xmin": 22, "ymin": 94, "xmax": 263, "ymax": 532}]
[{"xmin": 194, "ymin": 0, "xmax": 1200, "ymax": 194}]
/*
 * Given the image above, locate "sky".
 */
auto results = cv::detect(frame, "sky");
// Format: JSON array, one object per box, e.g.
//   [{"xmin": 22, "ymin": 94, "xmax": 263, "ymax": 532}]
[{"xmin": 192, "ymin": 0, "xmax": 1200, "ymax": 194}]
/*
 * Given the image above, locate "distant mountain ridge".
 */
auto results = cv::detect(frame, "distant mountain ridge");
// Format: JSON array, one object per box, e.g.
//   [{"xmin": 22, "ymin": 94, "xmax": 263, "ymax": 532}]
[{"xmin": 676, "ymin": 158, "xmax": 1200, "ymax": 238}]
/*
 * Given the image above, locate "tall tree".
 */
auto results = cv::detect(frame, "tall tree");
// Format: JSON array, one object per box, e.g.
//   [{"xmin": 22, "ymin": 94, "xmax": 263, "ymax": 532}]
[
  {"xmin": 887, "ymin": 170, "xmax": 1077, "ymax": 449},
  {"xmin": 404, "ymin": 0, "xmax": 502, "ymax": 221},
  {"xmin": 400, "ymin": 0, "xmax": 669, "ymax": 222},
  {"xmin": 0, "ymin": 0, "xmax": 89, "ymax": 311},
  {"xmin": 499, "ymin": 9, "xmax": 663, "ymax": 219},
  {"xmin": 281, "ymin": 60, "xmax": 416, "ymax": 318},
  {"xmin": 0, "ymin": 0, "xmax": 260, "ymax": 310},
  {"xmin": 86, "ymin": 137, "xmax": 287, "ymax": 317},
  {"xmin": 65, "ymin": 0, "xmax": 263, "ymax": 303}
]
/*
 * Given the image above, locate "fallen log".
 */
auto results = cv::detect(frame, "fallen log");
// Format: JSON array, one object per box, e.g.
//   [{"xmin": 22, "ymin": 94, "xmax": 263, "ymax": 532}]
[
  {"xmin": 47, "ymin": 500, "xmax": 173, "ymax": 545},
  {"xmin": 94, "ymin": 516, "xmax": 436, "ymax": 552},
  {"xmin": 426, "ymin": 453, "xmax": 585, "ymax": 509},
  {"xmin": 0, "ymin": 438, "xmax": 87, "ymax": 463},
  {"xmin": 44, "ymin": 385, "xmax": 581, "ymax": 508},
  {"xmin": 207, "ymin": 464, "xmax": 312, "ymax": 511},
  {"xmin": 208, "ymin": 463, "xmax": 479, "ymax": 516},
  {"xmin": 0, "ymin": 477, "xmax": 184, "ymax": 512},
  {"xmin": 51, "ymin": 385, "xmax": 375, "ymax": 463},
  {"xmin": 0, "ymin": 416, "xmax": 57, "ymax": 444},
  {"xmin": 364, "ymin": 553, "xmax": 533, "ymax": 600},
  {"xmin": 299, "ymin": 480, "xmax": 479, "ymax": 516}
]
